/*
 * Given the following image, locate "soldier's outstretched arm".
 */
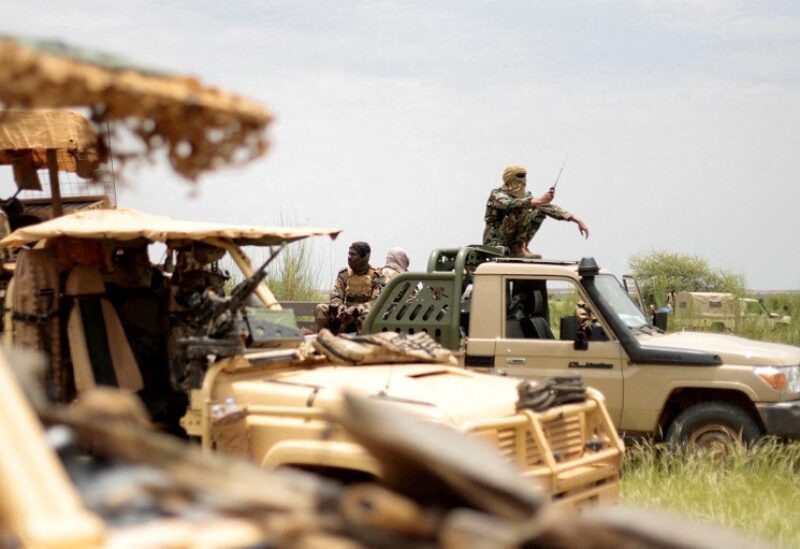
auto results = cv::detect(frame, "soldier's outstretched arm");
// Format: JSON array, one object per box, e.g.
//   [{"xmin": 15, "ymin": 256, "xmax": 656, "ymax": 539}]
[
  {"xmin": 538, "ymin": 204, "xmax": 589, "ymax": 238},
  {"xmin": 572, "ymin": 216, "xmax": 590, "ymax": 239}
]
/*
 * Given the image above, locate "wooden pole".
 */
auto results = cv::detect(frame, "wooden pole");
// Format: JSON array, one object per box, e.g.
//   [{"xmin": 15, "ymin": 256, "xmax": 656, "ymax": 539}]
[{"xmin": 46, "ymin": 149, "xmax": 63, "ymax": 218}]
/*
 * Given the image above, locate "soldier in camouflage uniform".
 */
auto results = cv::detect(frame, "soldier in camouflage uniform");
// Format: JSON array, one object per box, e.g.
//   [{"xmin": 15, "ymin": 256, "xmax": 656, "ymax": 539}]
[
  {"xmin": 315, "ymin": 241, "xmax": 383, "ymax": 335},
  {"xmin": 574, "ymin": 300, "xmax": 596, "ymax": 339},
  {"xmin": 483, "ymin": 165, "xmax": 589, "ymax": 258}
]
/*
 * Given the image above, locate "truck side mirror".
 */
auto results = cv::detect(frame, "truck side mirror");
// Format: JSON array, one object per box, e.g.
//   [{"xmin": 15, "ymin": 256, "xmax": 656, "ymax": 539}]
[
  {"xmin": 559, "ymin": 315, "xmax": 588, "ymax": 350},
  {"xmin": 652, "ymin": 311, "xmax": 669, "ymax": 331}
]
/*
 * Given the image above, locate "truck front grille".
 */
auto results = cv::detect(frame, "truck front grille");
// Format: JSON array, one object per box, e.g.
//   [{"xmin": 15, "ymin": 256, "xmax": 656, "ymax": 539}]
[
  {"xmin": 465, "ymin": 397, "xmax": 619, "ymax": 471},
  {"xmin": 494, "ymin": 413, "xmax": 582, "ymax": 466}
]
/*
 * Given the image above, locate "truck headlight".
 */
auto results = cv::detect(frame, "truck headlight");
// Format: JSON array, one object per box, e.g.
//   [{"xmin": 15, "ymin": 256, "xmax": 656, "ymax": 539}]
[{"xmin": 755, "ymin": 365, "xmax": 800, "ymax": 393}]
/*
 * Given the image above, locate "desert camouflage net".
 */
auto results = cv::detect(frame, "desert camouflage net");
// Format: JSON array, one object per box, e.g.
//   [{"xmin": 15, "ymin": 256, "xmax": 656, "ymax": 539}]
[
  {"xmin": 0, "ymin": 37, "xmax": 272, "ymax": 181},
  {"xmin": 313, "ymin": 329, "xmax": 459, "ymax": 366},
  {"xmin": 0, "ymin": 110, "xmax": 100, "ymax": 178}
]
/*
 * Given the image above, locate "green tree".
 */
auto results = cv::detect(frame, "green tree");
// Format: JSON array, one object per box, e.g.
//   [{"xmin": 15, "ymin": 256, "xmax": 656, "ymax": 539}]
[{"xmin": 629, "ymin": 251, "xmax": 744, "ymax": 308}]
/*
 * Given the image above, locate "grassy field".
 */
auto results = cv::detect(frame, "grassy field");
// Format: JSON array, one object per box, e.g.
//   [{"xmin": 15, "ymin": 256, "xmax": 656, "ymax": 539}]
[
  {"xmin": 623, "ymin": 295, "xmax": 800, "ymax": 548},
  {"xmin": 621, "ymin": 440, "xmax": 800, "ymax": 548}
]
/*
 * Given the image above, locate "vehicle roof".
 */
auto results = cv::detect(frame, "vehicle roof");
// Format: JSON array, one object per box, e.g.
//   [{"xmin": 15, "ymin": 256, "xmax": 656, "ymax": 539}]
[
  {"xmin": 0, "ymin": 207, "xmax": 341, "ymax": 248},
  {"xmin": 676, "ymin": 291, "xmax": 737, "ymax": 300},
  {"xmin": 475, "ymin": 258, "xmax": 609, "ymax": 277}
]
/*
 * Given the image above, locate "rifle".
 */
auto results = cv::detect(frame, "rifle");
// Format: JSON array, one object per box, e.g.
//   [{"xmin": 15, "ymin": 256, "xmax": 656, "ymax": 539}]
[
  {"xmin": 197, "ymin": 243, "xmax": 286, "ymax": 339},
  {"xmin": 551, "ymin": 153, "xmax": 568, "ymax": 190},
  {"xmin": 181, "ymin": 244, "xmax": 286, "ymax": 388}
]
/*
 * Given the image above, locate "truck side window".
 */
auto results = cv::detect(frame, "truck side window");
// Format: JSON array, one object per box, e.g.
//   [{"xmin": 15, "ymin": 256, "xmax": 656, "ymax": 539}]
[
  {"xmin": 505, "ymin": 278, "xmax": 607, "ymax": 341},
  {"xmin": 505, "ymin": 279, "xmax": 553, "ymax": 339}
]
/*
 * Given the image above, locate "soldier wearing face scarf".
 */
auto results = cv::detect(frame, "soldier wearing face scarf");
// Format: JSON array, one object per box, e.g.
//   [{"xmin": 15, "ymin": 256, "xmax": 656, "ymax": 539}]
[
  {"xmin": 380, "ymin": 247, "xmax": 410, "ymax": 283},
  {"xmin": 314, "ymin": 241, "xmax": 384, "ymax": 334},
  {"xmin": 482, "ymin": 164, "xmax": 589, "ymax": 258}
]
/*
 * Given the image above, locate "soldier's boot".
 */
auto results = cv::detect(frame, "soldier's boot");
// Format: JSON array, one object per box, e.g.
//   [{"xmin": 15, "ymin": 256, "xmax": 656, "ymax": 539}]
[
  {"xmin": 523, "ymin": 244, "xmax": 542, "ymax": 259},
  {"xmin": 510, "ymin": 243, "xmax": 534, "ymax": 258}
]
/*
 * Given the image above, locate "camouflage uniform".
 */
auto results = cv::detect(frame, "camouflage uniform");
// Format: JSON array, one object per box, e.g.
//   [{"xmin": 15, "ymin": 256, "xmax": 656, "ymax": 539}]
[
  {"xmin": 574, "ymin": 300, "xmax": 595, "ymax": 339},
  {"xmin": 483, "ymin": 187, "xmax": 573, "ymax": 249},
  {"xmin": 315, "ymin": 267, "xmax": 383, "ymax": 334},
  {"xmin": 0, "ymin": 209, "xmax": 10, "ymax": 262}
]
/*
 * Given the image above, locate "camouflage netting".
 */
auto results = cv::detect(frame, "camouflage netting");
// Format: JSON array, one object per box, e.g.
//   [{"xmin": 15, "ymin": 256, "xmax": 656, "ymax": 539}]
[
  {"xmin": 0, "ymin": 110, "xmax": 101, "ymax": 185},
  {"xmin": 0, "ymin": 37, "xmax": 272, "ymax": 181}
]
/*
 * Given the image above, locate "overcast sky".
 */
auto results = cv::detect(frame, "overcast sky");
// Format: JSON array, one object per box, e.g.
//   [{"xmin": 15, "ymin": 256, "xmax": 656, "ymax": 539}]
[{"xmin": 3, "ymin": 0, "xmax": 799, "ymax": 290}]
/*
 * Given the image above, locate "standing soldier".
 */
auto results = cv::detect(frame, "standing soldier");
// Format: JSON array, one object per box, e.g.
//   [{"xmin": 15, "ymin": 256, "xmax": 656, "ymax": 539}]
[
  {"xmin": 315, "ymin": 241, "xmax": 383, "ymax": 334},
  {"xmin": 483, "ymin": 164, "xmax": 589, "ymax": 258}
]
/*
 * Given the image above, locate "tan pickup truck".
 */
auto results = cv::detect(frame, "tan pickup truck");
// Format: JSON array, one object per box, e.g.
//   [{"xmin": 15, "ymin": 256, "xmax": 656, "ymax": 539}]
[
  {"xmin": 364, "ymin": 246, "xmax": 800, "ymax": 446},
  {"xmin": 1, "ymin": 209, "xmax": 622, "ymax": 508}
]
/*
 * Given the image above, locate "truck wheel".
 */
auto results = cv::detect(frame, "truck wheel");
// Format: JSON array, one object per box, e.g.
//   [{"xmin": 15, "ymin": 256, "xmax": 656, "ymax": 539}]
[{"xmin": 666, "ymin": 402, "xmax": 762, "ymax": 448}]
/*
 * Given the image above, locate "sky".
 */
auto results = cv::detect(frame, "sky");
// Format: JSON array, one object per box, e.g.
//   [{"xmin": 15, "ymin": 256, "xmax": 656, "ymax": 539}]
[{"xmin": 2, "ymin": 0, "xmax": 799, "ymax": 290}]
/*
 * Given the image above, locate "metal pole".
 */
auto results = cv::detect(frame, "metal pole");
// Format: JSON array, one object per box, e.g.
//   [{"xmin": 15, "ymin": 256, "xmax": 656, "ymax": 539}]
[{"xmin": 46, "ymin": 149, "xmax": 63, "ymax": 218}]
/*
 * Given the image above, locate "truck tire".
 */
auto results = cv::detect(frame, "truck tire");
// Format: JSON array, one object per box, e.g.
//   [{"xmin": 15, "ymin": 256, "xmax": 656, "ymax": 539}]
[{"xmin": 666, "ymin": 402, "xmax": 762, "ymax": 448}]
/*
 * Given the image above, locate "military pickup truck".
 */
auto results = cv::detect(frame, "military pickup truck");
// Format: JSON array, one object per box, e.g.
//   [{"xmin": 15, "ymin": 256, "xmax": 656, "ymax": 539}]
[
  {"xmin": 0, "ymin": 209, "xmax": 622, "ymax": 509},
  {"xmin": 672, "ymin": 291, "xmax": 791, "ymax": 332},
  {"xmin": 363, "ymin": 245, "xmax": 800, "ymax": 446}
]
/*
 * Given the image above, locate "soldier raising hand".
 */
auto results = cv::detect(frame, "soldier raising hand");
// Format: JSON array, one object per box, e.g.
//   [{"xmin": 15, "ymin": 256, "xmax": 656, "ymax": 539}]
[{"xmin": 483, "ymin": 165, "xmax": 589, "ymax": 258}]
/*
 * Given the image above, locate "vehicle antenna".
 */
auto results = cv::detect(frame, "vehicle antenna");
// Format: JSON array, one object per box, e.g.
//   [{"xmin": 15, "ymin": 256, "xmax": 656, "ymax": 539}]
[
  {"xmin": 551, "ymin": 153, "xmax": 568, "ymax": 190},
  {"xmin": 106, "ymin": 120, "xmax": 118, "ymax": 206}
]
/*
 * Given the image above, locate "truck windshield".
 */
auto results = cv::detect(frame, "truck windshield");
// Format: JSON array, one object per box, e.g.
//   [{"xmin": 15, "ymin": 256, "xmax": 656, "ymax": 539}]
[{"xmin": 594, "ymin": 274, "xmax": 649, "ymax": 330}]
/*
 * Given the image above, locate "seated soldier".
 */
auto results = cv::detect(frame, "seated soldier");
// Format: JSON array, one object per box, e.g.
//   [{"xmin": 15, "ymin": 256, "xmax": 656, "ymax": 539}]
[
  {"xmin": 315, "ymin": 241, "xmax": 383, "ymax": 335},
  {"xmin": 575, "ymin": 300, "xmax": 597, "ymax": 341},
  {"xmin": 165, "ymin": 242, "xmax": 229, "ymax": 393},
  {"xmin": 380, "ymin": 247, "xmax": 410, "ymax": 284},
  {"xmin": 103, "ymin": 242, "xmax": 187, "ymax": 434}
]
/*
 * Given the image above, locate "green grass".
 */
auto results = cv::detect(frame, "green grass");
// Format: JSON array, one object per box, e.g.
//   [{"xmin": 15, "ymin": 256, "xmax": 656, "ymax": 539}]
[
  {"xmin": 220, "ymin": 240, "xmax": 325, "ymax": 303},
  {"xmin": 622, "ymin": 440, "xmax": 800, "ymax": 548}
]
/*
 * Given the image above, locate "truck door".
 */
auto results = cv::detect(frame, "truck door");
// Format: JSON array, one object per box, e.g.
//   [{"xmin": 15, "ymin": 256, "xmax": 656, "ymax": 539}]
[
  {"xmin": 622, "ymin": 274, "xmax": 646, "ymax": 316},
  {"xmin": 494, "ymin": 277, "xmax": 625, "ymax": 425}
]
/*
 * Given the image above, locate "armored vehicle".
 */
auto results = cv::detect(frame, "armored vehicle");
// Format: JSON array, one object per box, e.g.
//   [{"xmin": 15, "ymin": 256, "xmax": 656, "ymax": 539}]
[
  {"xmin": 3, "ymin": 345, "xmax": 763, "ymax": 549},
  {"xmin": 363, "ymin": 245, "xmax": 800, "ymax": 446},
  {"xmin": 673, "ymin": 291, "xmax": 791, "ymax": 332},
  {"xmin": 1, "ymin": 209, "xmax": 623, "ymax": 508}
]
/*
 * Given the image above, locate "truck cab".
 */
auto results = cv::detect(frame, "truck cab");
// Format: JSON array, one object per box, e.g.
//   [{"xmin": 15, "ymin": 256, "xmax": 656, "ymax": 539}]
[{"xmin": 365, "ymin": 246, "xmax": 800, "ymax": 446}]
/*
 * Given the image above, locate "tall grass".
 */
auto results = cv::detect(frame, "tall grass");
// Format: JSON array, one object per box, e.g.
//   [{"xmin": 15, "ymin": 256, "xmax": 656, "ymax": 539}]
[
  {"xmin": 219, "ymin": 212, "xmax": 326, "ymax": 302},
  {"xmin": 622, "ymin": 440, "xmax": 800, "ymax": 547},
  {"xmin": 268, "ymin": 238, "xmax": 325, "ymax": 302}
]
